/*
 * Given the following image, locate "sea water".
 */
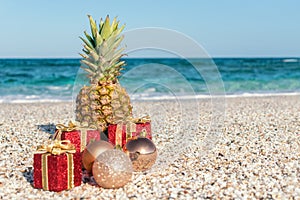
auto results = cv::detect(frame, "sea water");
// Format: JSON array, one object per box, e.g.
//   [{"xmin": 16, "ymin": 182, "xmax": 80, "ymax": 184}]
[{"xmin": 0, "ymin": 58, "xmax": 299, "ymax": 103}]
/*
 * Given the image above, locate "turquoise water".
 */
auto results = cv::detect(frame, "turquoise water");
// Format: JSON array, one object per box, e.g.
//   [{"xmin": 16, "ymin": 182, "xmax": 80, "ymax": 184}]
[{"xmin": 0, "ymin": 58, "xmax": 299, "ymax": 102}]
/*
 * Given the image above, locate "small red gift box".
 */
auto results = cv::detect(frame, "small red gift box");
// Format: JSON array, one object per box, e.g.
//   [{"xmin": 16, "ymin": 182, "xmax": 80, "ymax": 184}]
[
  {"xmin": 108, "ymin": 116, "xmax": 152, "ymax": 148},
  {"xmin": 54, "ymin": 121, "xmax": 100, "ymax": 152},
  {"xmin": 33, "ymin": 140, "xmax": 82, "ymax": 192}
]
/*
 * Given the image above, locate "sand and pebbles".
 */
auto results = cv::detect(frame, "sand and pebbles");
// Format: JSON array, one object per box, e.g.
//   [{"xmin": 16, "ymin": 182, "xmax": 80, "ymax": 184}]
[{"xmin": 0, "ymin": 95, "xmax": 299, "ymax": 199}]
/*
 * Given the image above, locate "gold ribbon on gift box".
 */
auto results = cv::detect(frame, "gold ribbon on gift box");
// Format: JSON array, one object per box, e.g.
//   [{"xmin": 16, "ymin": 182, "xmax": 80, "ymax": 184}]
[
  {"xmin": 54, "ymin": 121, "xmax": 97, "ymax": 152},
  {"xmin": 36, "ymin": 140, "xmax": 76, "ymax": 190},
  {"xmin": 37, "ymin": 140, "xmax": 76, "ymax": 155},
  {"xmin": 53, "ymin": 121, "xmax": 78, "ymax": 140},
  {"xmin": 128, "ymin": 115, "xmax": 151, "ymax": 124},
  {"xmin": 114, "ymin": 116, "xmax": 151, "ymax": 148},
  {"xmin": 115, "ymin": 121, "xmax": 136, "ymax": 148}
]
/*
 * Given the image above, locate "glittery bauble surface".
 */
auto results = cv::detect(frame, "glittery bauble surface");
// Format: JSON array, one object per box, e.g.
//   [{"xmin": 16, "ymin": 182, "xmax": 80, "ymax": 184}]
[
  {"xmin": 92, "ymin": 149, "xmax": 133, "ymax": 189},
  {"xmin": 125, "ymin": 137, "xmax": 157, "ymax": 171},
  {"xmin": 82, "ymin": 141, "xmax": 114, "ymax": 173}
]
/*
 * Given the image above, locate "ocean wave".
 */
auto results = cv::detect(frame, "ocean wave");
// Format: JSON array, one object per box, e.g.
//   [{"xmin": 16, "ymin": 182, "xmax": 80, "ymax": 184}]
[
  {"xmin": 0, "ymin": 95, "xmax": 72, "ymax": 103},
  {"xmin": 1, "ymin": 91, "xmax": 299, "ymax": 103},
  {"xmin": 129, "ymin": 91, "xmax": 300, "ymax": 101},
  {"xmin": 46, "ymin": 85, "xmax": 72, "ymax": 91},
  {"xmin": 225, "ymin": 92, "xmax": 300, "ymax": 98},
  {"xmin": 282, "ymin": 58, "xmax": 299, "ymax": 63},
  {"xmin": 1, "ymin": 58, "xmax": 300, "ymax": 103}
]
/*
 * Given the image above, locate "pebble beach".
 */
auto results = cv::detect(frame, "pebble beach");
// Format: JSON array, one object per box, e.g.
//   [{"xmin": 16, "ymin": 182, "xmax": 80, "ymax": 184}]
[{"xmin": 0, "ymin": 95, "xmax": 299, "ymax": 199}]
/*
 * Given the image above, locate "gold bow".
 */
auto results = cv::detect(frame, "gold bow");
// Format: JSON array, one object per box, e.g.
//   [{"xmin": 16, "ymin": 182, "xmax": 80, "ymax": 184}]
[
  {"xmin": 56, "ymin": 121, "xmax": 78, "ymax": 132},
  {"xmin": 53, "ymin": 121, "xmax": 97, "ymax": 140},
  {"xmin": 37, "ymin": 140, "xmax": 76, "ymax": 155},
  {"xmin": 114, "ymin": 116, "xmax": 151, "ymax": 148},
  {"xmin": 129, "ymin": 115, "xmax": 151, "ymax": 123},
  {"xmin": 53, "ymin": 121, "xmax": 78, "ymax": 140}
]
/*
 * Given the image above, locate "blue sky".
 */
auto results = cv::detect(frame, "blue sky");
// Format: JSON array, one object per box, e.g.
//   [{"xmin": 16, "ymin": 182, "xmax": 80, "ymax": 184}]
[{"xmin": 0, "ymin": 0, "xmax": 299, "ymax": 58}]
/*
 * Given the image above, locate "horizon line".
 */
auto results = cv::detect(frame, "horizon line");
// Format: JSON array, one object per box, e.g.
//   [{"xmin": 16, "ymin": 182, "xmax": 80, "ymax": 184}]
[{"xmin": 0, "ymin": 56, "xmax": 299, "ymax": 59}]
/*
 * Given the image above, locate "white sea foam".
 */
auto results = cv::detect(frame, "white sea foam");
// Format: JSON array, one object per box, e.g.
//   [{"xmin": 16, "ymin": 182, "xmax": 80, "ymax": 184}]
[
  {"xmin": 0, "ymin": 95, "xmax": 72, "ymax": 103},
  {"xmin": 130, "ymin": 91, "xmax": 300, "ymax": 101},
  {"xmin": 282, "ymin": 58, "xmax": 298, "ymax": 63},
  {"xmin": 0, "ymin": 92, "xmax": 299, "ymax": 103},
  {"xmin": 225, "ymin": 92, "xmax": 300, "ymax": 98},
  {"xmin": 46, "ymin": 85, "xmax": 72, "ymax": 91}
]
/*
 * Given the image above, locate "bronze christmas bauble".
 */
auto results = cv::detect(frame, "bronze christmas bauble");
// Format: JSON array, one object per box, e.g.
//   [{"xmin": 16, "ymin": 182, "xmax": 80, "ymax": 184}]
[
  {"xmin": 82, "ymin": 140, "xmax": 114, "ymax": 173},
  {"xmin": 125, "ymin": 137, "xmax": 157, "ymax": 171},
  {"xmin": 92, "ymin": 149, "xmax": 133, "ymax": 189}
]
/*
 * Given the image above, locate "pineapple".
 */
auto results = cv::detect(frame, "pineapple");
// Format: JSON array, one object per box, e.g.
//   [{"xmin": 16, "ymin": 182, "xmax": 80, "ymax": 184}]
[{"xmin": 75, "ymin": 15, "xmax": 132, "ymax": 130}]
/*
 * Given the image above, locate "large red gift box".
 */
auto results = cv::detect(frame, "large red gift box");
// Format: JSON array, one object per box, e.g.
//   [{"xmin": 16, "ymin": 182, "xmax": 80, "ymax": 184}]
[
  {"xmin": 33, "ymin": 141, "xmax": 82, "ymax": 192},
  {"xmin": 108, "ymin": 121, "xmax": 152, "ymax": 148},
  {"xmin": 54, "ymin": 122, "xmax": 100, "ymax": 152}
]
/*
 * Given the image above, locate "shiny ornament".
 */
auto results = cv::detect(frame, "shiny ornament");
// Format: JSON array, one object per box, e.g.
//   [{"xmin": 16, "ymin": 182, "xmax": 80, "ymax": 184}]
[
  {"xmin": 92, "ymin": 149, "xmax": 133, "ymax": 189},
  {"xmin": 125, "ymin": 137, "xmax": 157, "ymax": 171},
  {"xmin": 82, "ymin": 141, "xmax": 114, "ymax": 172}
]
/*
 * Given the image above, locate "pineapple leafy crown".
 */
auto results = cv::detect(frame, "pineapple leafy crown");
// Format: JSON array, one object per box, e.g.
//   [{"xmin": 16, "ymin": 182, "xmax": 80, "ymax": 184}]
[{"xmin": 80, "ymin": 15, "xmax": 126, "ymax": 85}]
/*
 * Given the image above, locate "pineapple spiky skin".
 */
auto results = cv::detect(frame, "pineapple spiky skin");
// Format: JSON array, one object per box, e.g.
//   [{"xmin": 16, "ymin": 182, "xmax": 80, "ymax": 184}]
[
  {"xmin": 75, "ymin": 15, "xmax": 132, "ymax": 130},
  {"xmin": 76, "ymin": 83, "xmax": 132, "ymax": 129}
]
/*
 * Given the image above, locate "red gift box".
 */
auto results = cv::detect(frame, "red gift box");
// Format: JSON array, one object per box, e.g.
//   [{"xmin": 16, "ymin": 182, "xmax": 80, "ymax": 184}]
[
  {"xmin": 54, "ymin": 122, "xmax": 100, "ymax": 152},
  {"xmin": 108, "ymin": 118, "xmax": 152, "ymax": 148},
  {"xmin": 33, "ymin": 140, "xmax": 82, "ymax": 192}
]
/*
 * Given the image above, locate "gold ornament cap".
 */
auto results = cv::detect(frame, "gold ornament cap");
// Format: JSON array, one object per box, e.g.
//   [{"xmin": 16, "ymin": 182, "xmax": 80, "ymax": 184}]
[{"xmin": 125, "ymin": 137, "xmax": 156, "ymax": 154}]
